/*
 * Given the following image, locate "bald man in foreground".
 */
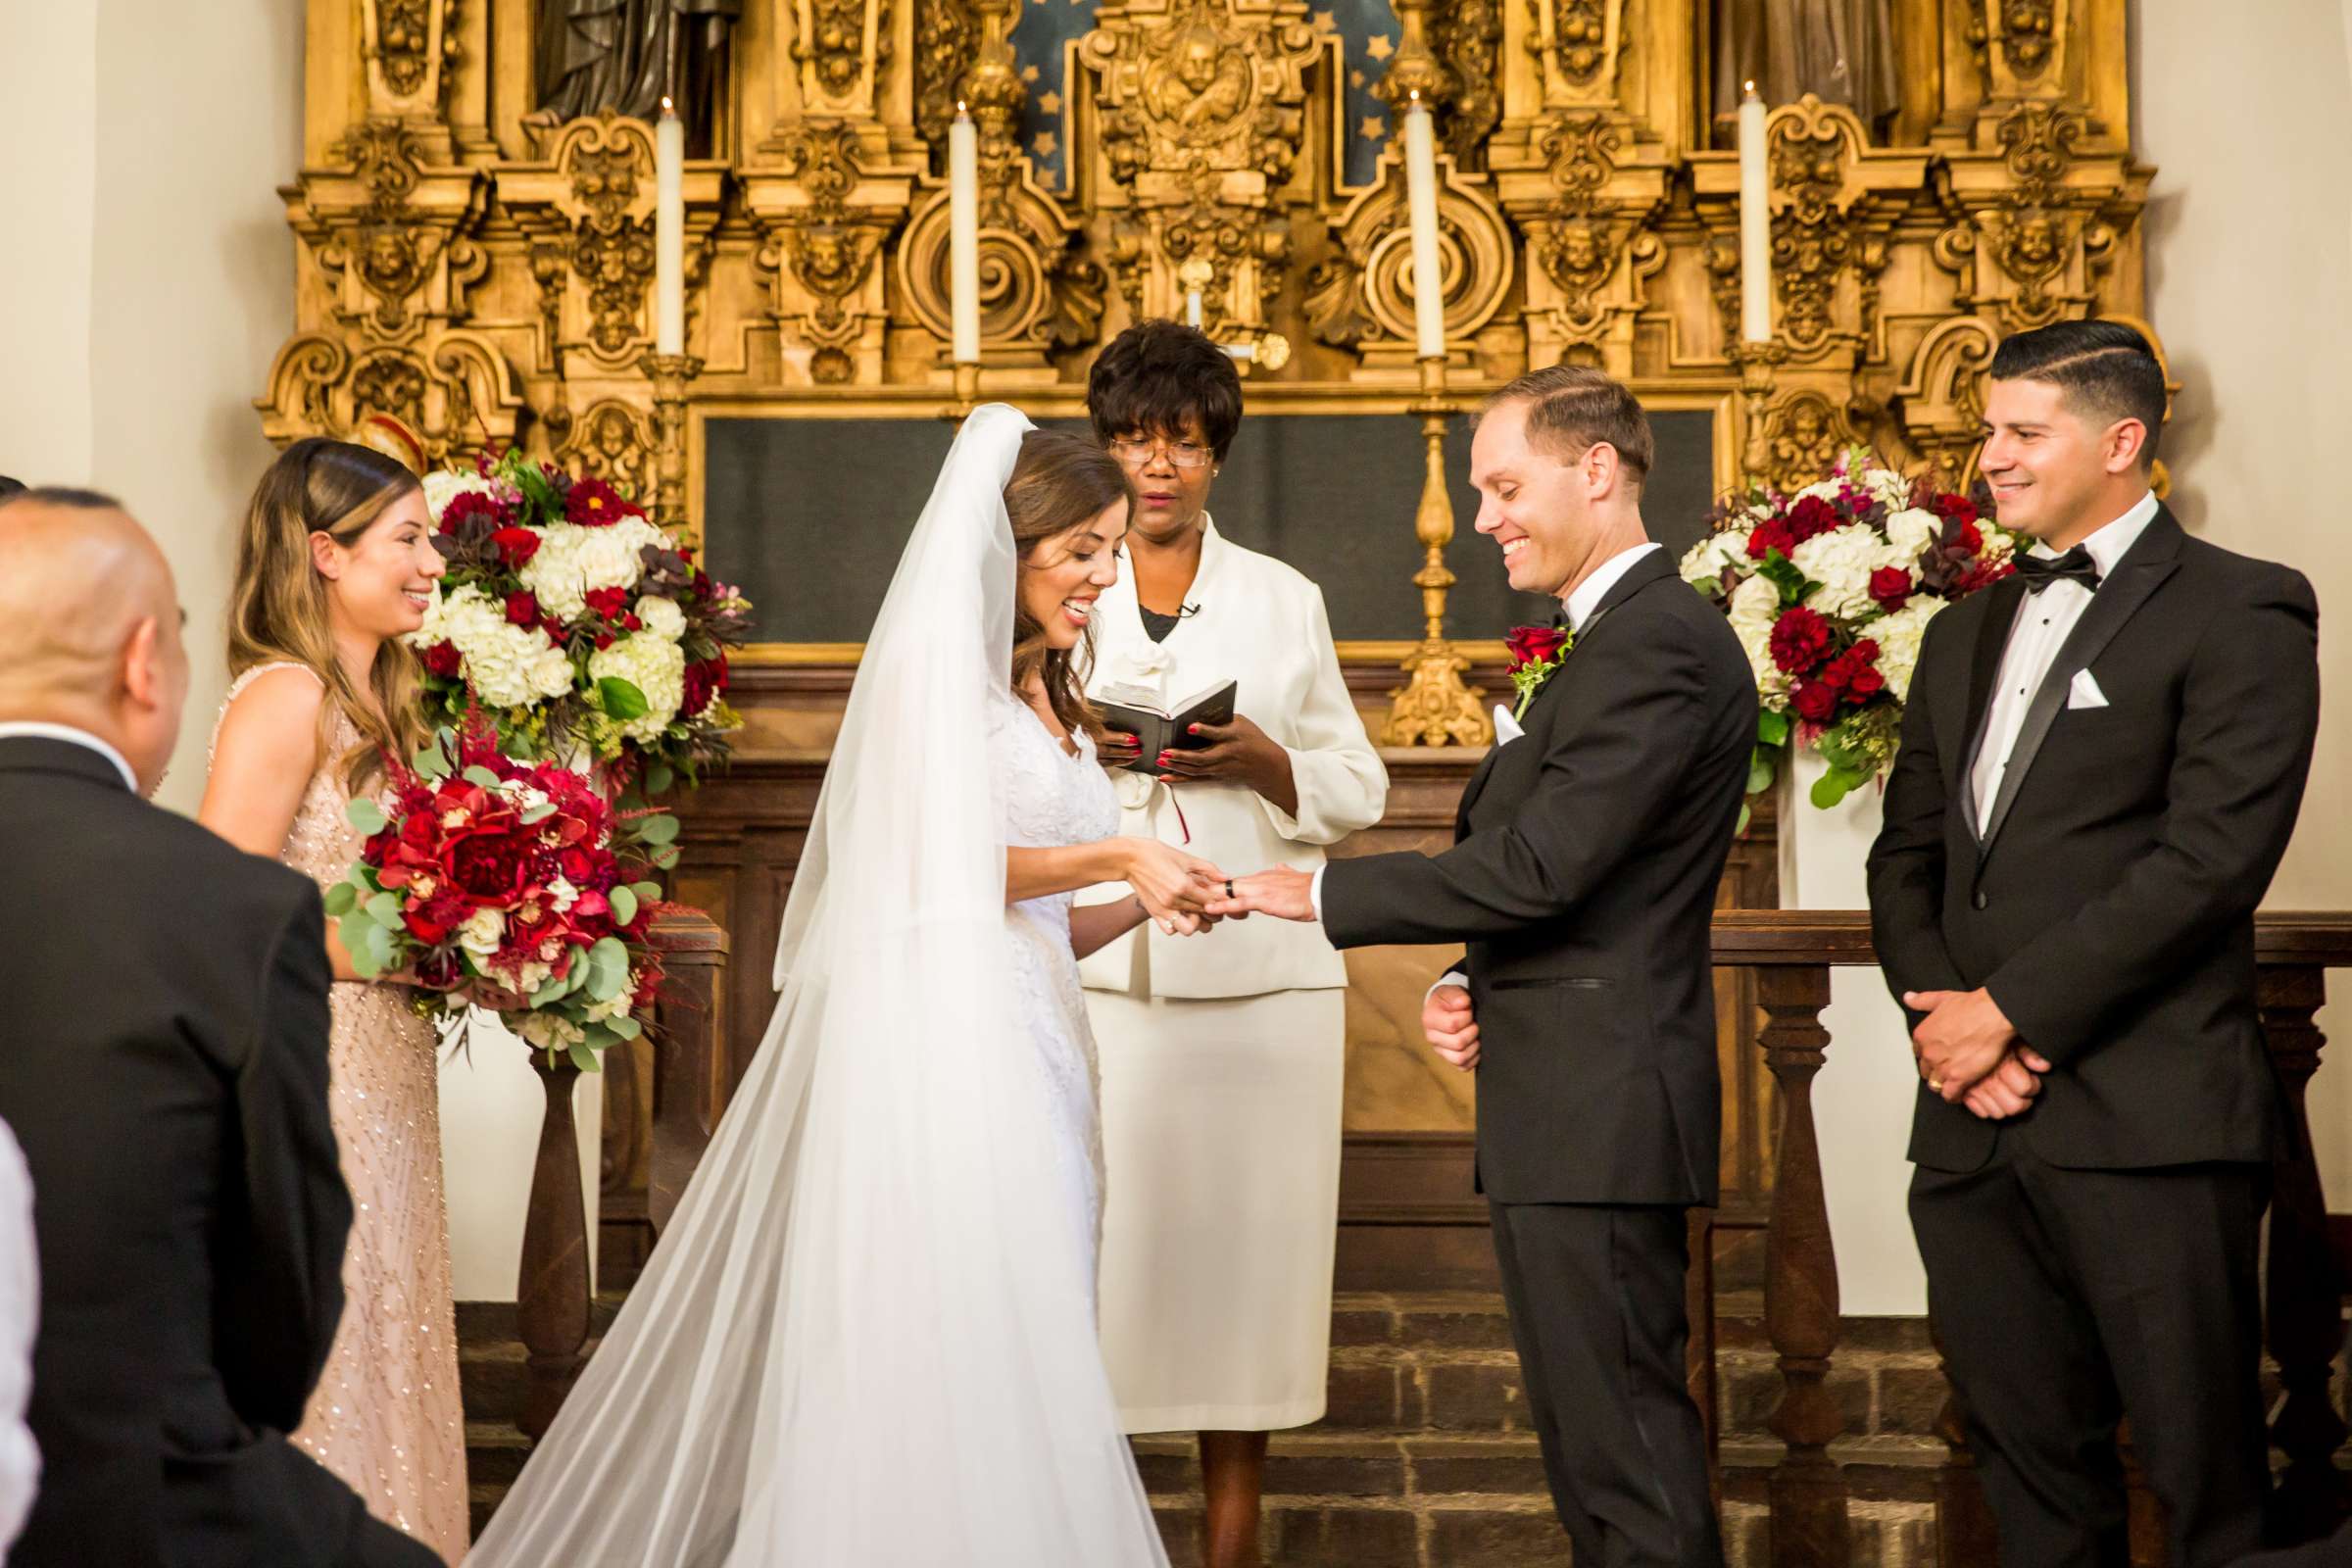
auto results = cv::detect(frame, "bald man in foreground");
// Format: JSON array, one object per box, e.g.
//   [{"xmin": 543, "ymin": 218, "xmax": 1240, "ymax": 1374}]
[{"xmin": 0, "ymin": 490, "xmax": 437, "ymax": 1568}]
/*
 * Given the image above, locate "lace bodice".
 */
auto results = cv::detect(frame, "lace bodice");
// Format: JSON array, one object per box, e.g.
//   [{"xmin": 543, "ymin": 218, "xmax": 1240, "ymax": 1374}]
[{"xmin": 986, "ymin": 686, "xmax": 1120, "ymax": 1294}]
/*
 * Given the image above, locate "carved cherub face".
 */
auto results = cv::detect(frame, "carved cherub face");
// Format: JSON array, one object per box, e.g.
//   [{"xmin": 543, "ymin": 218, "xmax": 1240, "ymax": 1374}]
[
  {"xmin": 1556, "ymin": 223, "xmax": 1601, "ymax": 275},
  {"xmin": 1176, "ymin": 30, "xmax": 1221, "ymax": 92},
  {"xmin": 364, "ymin": 229, "xmax": 412, "ymax": 284},
  {"xmin": 590, "ymin": 410, "xmax": 633, "ymax": 461},
  {"xmin": 803, "ymin": 227, "xmax": 852, "ymax": 284},
  {"xmin": 2012, "ymin": 215, "xmax": 2059, "ymax": 268},
  {"xmin": 1789, "ymin": 405, "xmax": 1827, "ymax": 445}
]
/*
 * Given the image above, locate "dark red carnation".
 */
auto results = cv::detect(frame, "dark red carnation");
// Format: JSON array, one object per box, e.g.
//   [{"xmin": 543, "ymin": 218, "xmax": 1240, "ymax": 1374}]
[
  {"xmin": 1788, "ymin": 495, "xmax": 1842, "ymax": 543},
  {"xmin": 439, "ymin": 490, "xmax": 505, "ymax": 535},
  {"xmin": 565, "ymin": 477, "xmax": 638, "ymax": 527},
  {"xmin": 584, "ymin": 586, "xmax": 631, "ymax": 621},
  {"xmin": 505, "ymin": 590, "xmax": 541, "ymax": 626},
  {"xmin": 419, "ymin": 641, "xmax": 463, "ymax": 679},
  {"xmin": 1768, "ymin": 607, "xmax": 1835, "ymax": 674},
  {"xmin": 1930, "ymin": 492, "xmax": 1978, "ymax": 527},
  {"xmin": 1747, "ymin": 517, "xmax": 1797, "ymax": 563},
  {"xmin": 1789, "ymin": 681, "xmax": 1839, "ymax": 722},
  {"xmin": 490, "ymin": 525, "xmax": 542, "ymax": 567},
  {"xmin": 1867, "ymin": 566, "xmax": 1914, "ymax": 613},
  {"xmin": 1503, "ymin": 624, "xmax": 1569, "ymax": 671},
  {"xmin": 681, "ymin": 657, "xmax": 728, "ymax": 719}
]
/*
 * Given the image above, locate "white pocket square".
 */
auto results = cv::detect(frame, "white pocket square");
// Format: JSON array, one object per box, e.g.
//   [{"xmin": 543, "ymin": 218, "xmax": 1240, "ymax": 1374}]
[
  {"xmin": 2067, "ymin": 668, "xmax": 2110, "ymax": 710},
  {"xmin": 1493, "ymin": 704, "xmax": 1526, "ymax": 745}
]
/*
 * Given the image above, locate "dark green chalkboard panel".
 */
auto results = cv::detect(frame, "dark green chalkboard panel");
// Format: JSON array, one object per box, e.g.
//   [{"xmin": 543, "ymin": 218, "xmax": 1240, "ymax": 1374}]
[{"xmin": 703, "ymin": 407, "xmax": 1719, "ymax": 644}]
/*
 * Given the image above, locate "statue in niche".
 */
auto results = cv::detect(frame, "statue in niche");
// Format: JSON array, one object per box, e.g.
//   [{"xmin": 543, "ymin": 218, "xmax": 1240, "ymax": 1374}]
[
  {"xmin": 1710, "ymin": 0, "xmax": 1899, "ymax": 143},
  {"xmin": 534, "ymin": 0, "xmax": 743, "ymax": 152}
]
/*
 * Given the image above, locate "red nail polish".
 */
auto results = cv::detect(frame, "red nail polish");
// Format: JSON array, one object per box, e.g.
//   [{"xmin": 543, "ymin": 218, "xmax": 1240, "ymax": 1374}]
[{"xmin": 1187, "ymin": 724, "xmax": 1200, "ymax": 736}]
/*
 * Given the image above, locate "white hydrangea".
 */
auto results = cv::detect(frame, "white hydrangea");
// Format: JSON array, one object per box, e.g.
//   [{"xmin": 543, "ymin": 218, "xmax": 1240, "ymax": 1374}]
[
  {"xmin": 519, "ymin": 515, "xmax": 669, "ymax": 621},
  {"xmin": 420, "ymin": 468, "xmax": 496, "ymax": 521},
  {"xmin": 1679, "ymin": 528, "xmax": 1751, "ymax": 590},
  {"xmin": 1870, "ymin": 598, "xmax": 1946, "ymax": 703},
  {"xmin": 634, "ymin": 594, "xmax": 687, "ymax": 642},
  {"xmin": 584, "ymin": 974, "xmax": 639, "ymax": 1025},
  {"xmin": 1791, "ymin": 523, "xmax": 1886, "ymax": 621},
  {"xmin": 1884, "ymin": 507, "xmax": 1939, "ymax": 563},
  {"xmin": 413, "ymin": 585, "xmax": 576, "ymax": 710},
  {"xmin": 588, "ymin": 630, "xmax": 687, "ymax": 743},
  {"xmin": 1727, "ymin": 573, "xmax": 1788, "ymax": 703},
  {"xmin": 517, "ymin": 1011, "xmax": 586, "ymax": 1053}
]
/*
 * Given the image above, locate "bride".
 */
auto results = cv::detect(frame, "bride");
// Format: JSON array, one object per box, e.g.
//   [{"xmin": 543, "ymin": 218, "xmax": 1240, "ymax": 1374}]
[{"xmin": 469, "ymin": 407, "xmax": 1217, "ymax": 1565}]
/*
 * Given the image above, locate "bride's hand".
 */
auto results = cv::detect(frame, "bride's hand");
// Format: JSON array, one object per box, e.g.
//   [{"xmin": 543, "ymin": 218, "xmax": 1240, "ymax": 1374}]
[{"xmin": 1121, "ymin": 838, "xmax": 1223, "ymax": 923}]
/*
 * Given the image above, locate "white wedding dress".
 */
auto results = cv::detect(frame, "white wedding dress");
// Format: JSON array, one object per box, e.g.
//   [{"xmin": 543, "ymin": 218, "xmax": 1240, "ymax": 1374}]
[{"xmin": 468, "ymin": 405, "xmax": 1167, "ymax": 1567}]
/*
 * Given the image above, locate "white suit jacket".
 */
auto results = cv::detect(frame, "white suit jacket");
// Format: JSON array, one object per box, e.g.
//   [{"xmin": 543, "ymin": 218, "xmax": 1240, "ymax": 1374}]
[{"xmin": 1079, "ymin": 516, "xmax": 1387, "ymax": 998}]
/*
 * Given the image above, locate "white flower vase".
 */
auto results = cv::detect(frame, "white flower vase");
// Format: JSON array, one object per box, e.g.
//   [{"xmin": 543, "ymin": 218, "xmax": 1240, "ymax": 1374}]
[
  {"xmin": 436, "ymin": 759, "xmax": 608, "ymax": 1304},
  {"xmin": 1781, "ymin": 747, "xmax": 1928, "ymax": 1315}
]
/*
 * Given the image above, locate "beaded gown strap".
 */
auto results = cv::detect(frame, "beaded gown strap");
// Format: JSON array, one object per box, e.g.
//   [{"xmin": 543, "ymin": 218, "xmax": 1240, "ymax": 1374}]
[{"xmin": 207, "ymin": 661, "xmax": 327, "ymax": 772}]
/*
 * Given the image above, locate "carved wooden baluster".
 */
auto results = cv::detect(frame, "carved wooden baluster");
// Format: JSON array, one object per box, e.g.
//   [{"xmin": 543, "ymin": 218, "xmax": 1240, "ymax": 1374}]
[
  {"xmin": 648, "ymin": 909, "xmax": 730, "ymax": 1236},
  {"xmin": 1928, "ymin": 1311, "xmax": 1999, "ymax": 1568},
  {"xmin": 2259, "ymin": 963, "xmax": 2346, "ymax": 1542},
  {"xmin": 1757, "ymin": 961, "xmax": 1849, "ymax": 1568},
  {"xmin": 517, "ymin": 1052, "xmax": 590, "ymax": 1442}
]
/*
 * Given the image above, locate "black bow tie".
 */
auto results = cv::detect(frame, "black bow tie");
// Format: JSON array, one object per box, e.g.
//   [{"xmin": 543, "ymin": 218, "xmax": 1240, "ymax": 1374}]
[{"xmin": 2013, "ymin": 545, "xmax": 2102, "ymax": 595}]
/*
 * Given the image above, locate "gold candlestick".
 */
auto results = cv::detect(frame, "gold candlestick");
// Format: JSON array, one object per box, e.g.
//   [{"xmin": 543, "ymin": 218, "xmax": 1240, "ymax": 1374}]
[
  {"xmin": 640, "ymin": 351, "xmax": 704, "ymax": 531},
  {"xmin": 1730, "ymin": 338, "xmax": 1788, "ymax": 485},
  {"xmin": 946, "ymin": 360, "xmax": 982, "ymax": 423},
  {"xmin": 1381, "ymin": 355, "xmax": 1492, "ymax": 748}
]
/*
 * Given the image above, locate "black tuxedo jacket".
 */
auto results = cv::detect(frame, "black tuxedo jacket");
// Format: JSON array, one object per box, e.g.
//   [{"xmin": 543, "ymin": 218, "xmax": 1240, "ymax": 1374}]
[
  {"xmin": 0, "ymin": 736, "xmax": 374, "ymax": 1568},
  {"xmin": 1866, "ymin": 509, "xmax": 2320, "ymax": 1173},
  {"xmin": 1322, "ymin": 551, "xmax": 1758, "ymax": 1204}
]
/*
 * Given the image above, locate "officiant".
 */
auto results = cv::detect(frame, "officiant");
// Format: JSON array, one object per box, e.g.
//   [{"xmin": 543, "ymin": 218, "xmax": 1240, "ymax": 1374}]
[{"xmin": 1078, "ymin": 321, "xmax": 1387, "ymax": 1568}]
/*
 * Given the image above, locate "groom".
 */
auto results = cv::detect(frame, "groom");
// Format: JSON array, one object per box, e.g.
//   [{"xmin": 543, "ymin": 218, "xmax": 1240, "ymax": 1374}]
[{"xmin": 1213, "ymin": 366, "xmax": 1754, "ymax": 1566}]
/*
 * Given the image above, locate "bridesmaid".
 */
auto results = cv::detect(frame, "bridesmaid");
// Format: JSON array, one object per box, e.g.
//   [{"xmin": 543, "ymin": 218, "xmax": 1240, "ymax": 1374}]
[
  {"xmin": 201, "ymin": 439, "xmax": 469, "ymax": 1564},
  {"xmin": 1080, "ymin": 322, "xmax": 1389, "ymax": 1568}
]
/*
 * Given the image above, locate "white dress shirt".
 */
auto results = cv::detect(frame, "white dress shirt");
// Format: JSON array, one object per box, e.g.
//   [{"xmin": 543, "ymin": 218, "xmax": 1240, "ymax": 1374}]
[
  {"xmin": 1310, "ymin": 541, "xmax": 1663, "ymax": 930},
  {"xmin": 0, "ymin": 722, "xmax": 138, "ymax": 792},
  {"xmin": 0, "ymin": 1119, "xmax": 39, "ymax": 1556},
  {"xmin": 1969, "ymin": 491, "xmax": 2158, "ymax": 835}
]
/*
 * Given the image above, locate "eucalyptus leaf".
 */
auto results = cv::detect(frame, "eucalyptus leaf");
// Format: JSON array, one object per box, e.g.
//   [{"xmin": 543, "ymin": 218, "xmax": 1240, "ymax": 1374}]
[
  {"xmin": 344, "ymin": 798, "xmax": 387, "ymax": 835},
  {"xmin": 597, "ymin": 676, "xmax": 650, "ymax": 721},
  {"xmin": 631, "ymin": 880, "xmax": 663, "ymax": 906},
  {"xmin": 635, "ymin": 813, "xmax": 680, "ymax": 847},
  {"xmin": 359, "ymin": 919, "xmax": 396, "ymax": 976},
  {"xmin": 338, "ymin": 911, "xmax": 384, "ymax": 978},
  {"xmin": 462, "ymin": 764, "xmax": 502, "ymax": 788},
  {"xmin": 520, "ymin": 801, "xmax": 558, "ymax": 824},
  {"xmin": 607, "ymin": 1014, "xmax": 643, "ymax": 1041},
  {"xmin": 568, "ymin": 1041, "xmax": 602, "ymax": 1074},
  {"xmin": 365, "ymin": 892, "xmax": 403, "ymax": 927},
  {"xmin": 322, "ymin": 883, "xmax": 357, "ymax": 917},
  {"xmin": 609, "ymin": 885, "xmax": 638, "ymax": 926},
  {"xmin": 1757, "ymin": 710, "xmax": 1792, "ymax": 748},
  {"xmin": 1746, "ymin": 754, "xmax": 1776, "ymax": 796},
  {"xmin": 653, "ymin": 846, "xmax": 680, "ymax": 870},
  {"xmin": 644, "ymin": 763, "xmax": 675, "ymax": 796}
]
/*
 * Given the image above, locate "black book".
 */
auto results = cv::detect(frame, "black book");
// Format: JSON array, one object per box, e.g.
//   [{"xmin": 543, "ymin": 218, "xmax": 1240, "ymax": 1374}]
[{"xmin": 1095, "ymin": 679, "xmax": 1238, "ymax": 779}]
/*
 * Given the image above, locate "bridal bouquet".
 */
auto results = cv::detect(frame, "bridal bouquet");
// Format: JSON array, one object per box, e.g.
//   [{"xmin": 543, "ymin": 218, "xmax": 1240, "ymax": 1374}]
[
  {"xmin": 325, "ymin": 724, "xmax": 677, "ymax": 1071},
  {"xmin": 412, "ymin": 451, "xmax": 752, "ymax": 792},
  {"xmin": 1682, "ymin": 449, "xmax": 2017, "ymax": 809}
]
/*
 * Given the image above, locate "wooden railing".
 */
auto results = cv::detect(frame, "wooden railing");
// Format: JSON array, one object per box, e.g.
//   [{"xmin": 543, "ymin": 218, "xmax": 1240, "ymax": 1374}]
[
  {"xmin": 1713, "ymin": 910, "xmax": 2352, "ymax": 1566},
  {"xmin": 509, "ymin": 903, "xmax": 2352, "ymax": 1560}
]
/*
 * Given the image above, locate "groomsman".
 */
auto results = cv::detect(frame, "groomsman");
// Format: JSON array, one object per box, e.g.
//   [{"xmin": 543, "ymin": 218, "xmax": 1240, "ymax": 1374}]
[{"xmin": 1868, "ymin": 320, "xmax": 2321, "ymax": 1568}]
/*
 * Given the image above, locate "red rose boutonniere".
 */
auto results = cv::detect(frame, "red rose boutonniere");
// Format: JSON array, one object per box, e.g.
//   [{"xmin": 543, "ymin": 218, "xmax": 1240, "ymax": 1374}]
[{"xmin": 1504, "ymin": 623, "xmax": 1572, "ymax": 721}]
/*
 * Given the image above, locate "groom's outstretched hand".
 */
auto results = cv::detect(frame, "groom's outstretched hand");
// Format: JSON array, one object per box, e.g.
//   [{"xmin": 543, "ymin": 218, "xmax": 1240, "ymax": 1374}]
[{"xmin": 1204, "ymin": 866, "xmax": 1316, "ymax": 922}]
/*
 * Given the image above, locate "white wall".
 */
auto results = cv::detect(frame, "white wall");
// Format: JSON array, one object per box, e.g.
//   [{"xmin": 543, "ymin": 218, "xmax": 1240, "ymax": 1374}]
[
  {"xmin": 2, "ymin": 0, "xmax": 593, "ymax": 1301},
  {"xmin": 2132, "ymin": 0, "xmax": 2352, "ymax": 1203}
]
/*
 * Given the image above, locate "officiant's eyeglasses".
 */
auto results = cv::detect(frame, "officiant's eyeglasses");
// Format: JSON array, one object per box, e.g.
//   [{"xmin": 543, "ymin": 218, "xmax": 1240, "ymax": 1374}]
[{"xmin": 1106, "ymin": 435, "xmax": 1214, "ymax": 470}]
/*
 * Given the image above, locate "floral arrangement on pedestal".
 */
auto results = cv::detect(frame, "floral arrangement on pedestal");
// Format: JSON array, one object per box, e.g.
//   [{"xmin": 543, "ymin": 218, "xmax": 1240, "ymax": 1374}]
[
  {"xmin": 414, "ymin": 452, "xmax": 752, "ymax": 795},
  {"xmin": 1681, "ymin": 449, "xmax": 2018, "ymax": 810}
]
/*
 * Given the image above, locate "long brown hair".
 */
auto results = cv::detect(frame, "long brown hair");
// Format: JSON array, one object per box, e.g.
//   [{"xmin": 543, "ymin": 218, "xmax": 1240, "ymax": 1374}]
[
  {"xmin": 1006, "ymin": 428, "xmax": 1132, "ymax": 738},
  {"xmin": 229, "ymin": 437, "xmax": 431, "ymax": 792}
]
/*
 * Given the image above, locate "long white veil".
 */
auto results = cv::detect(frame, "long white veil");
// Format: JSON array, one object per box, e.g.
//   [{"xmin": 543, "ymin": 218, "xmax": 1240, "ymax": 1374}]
[{"xmin": 469, "ymin": 404, "xmax": 1167, "ymax": 1566}]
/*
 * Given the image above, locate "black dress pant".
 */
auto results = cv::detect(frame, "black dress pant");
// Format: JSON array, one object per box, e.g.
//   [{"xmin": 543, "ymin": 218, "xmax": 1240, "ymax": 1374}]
[
  {"xmin": 1488, "ymin": 1200, "xmax": 1722, "ymax": 1568},
  {"xmin": 1910, "ymin": 1134, "xmax": 2271, "ymax": 1568}
]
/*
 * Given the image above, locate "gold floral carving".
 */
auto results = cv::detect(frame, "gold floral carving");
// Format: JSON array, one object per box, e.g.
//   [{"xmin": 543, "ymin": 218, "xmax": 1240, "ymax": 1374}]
[
  {"xmin": 1935, "ymin": 102, "xmax": 2112, "ymax": 332},
  {"xmin": 257, "ymin": 331, "xmax": 523, "ymax": 464},
  {"xmin": 913, "ymin": 0, "xmax": 979, "ymax": 151},
  {"xmin": 1892, "ymin": 316, "xmax": 2000, "ymax": 483},
  {"xmin": 796, "ymin": 0, "xmax": 893, "ymax": 105},
  {"xmin": 1765, "ymin": 391, "xmax": 1862, "ymax": 494},
  {"xmin": 1431, "ymin": 0, "xmax": 1504, "ymax": 167},
  {"xmin": 1080, "ymin": 0, "xmax": 1321, "ymax": 334},
  {"xmin": 549, "ymin": 399, "xmax": 657, "ymax": 500},
  {"xmin": 301, "ymin": 120, "xmax": 486, "ymax": 340},
  {"xmin": 364, "ymin": 0, "xmax": 459, "ymax": 113},
  {"xmin": 1524, "ymin": 0, "xmax": 1624, "ymax": 103},
  {"xmin": 1304, "ymin": 156, "xmax": 1514, "ymax": 359},
  {"xmin": 1526, "ymin": 117, "xmax": 1659, "ymax": 349},
  {"xmin": 760, "ymin": 124, "xmax": 890, "ymax": 383}
]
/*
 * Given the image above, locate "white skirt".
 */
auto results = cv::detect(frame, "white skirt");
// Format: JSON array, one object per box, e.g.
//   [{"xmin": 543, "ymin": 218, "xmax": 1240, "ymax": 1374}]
[{"xmin": 1089, "ymin": 978, "xmax": 1346, "ymax": 1435}]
